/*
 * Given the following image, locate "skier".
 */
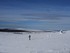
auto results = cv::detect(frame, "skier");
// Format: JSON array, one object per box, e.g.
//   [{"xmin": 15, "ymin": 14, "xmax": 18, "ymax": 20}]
[{"xmin": 29, "ymin": 35, "xmax": 31, "ymax": 40}]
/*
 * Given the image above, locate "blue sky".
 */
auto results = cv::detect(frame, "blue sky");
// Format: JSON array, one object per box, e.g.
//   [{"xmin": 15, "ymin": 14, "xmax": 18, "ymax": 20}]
[{"xmin": 0, "ymin": 0, "xmax": 70, "ymax": 30}]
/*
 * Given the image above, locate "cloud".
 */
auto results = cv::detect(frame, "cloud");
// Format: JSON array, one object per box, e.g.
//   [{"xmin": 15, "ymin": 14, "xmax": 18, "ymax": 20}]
[
  {"xmin": 21, "ymin": 13, "xmax": 70, "ymax": 20},
  {"xmin": 0, "ymin": 12, "xmax": 70, "ymax": 23}
]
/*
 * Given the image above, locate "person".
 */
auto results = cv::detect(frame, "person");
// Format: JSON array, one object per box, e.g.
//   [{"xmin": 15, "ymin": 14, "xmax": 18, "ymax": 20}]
[{"xmin": 29, "ymin": 35, "xmax": 31, "ymax": 40}]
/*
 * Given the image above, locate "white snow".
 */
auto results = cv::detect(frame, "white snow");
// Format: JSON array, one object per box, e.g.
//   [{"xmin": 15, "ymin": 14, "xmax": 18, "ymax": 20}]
[{"xmin": 0, "ymin": 31, "xmax": 70, "ymax": 53}]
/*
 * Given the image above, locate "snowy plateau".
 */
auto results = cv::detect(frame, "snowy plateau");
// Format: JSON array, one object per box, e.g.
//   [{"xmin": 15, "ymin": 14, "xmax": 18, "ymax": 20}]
[{"xmin": 0, "ymin": 30, "xmax": 70, "ymax": 53}]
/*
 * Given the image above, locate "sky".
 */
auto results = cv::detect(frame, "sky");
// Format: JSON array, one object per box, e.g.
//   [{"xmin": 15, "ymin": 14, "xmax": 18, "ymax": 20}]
[{"xmin": 0, "ymin": 0, "xmax": 70, "ymax": 30}]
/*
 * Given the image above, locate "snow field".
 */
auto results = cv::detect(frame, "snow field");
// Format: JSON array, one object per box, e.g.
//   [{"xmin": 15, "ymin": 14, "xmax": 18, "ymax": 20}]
[{"xmin": 0, "ymin": 31, "xmax": 70, "ymax": 53}]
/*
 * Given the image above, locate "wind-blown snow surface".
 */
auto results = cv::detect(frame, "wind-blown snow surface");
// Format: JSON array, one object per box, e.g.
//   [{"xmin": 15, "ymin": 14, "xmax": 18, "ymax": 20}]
[{"xmin": 0, "ymin": 31, "xmax": 70, "ymax": 53}]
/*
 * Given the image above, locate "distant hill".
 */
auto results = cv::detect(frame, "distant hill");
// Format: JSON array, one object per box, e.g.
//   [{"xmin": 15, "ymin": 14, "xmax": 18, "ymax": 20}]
[
  {"xmin": 0, "ymin": 28, "xmax": 29, "ymax": 32},
  {"xmin": 0, "ymin": 28, "xmax": 67, "ymax": 33}
]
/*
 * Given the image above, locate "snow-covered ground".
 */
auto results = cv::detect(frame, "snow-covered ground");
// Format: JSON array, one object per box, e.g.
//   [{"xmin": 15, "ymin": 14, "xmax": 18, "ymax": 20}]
[{"xmin": 0, "ymin": 31, "xmax": 70, "ymax": 53}]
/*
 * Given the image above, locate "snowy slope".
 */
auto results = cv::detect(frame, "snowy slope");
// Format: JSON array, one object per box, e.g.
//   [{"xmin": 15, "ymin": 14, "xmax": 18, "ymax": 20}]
[{"xmin": 0, "ymin": 31, "xmax": 70, "ymax": 53}]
